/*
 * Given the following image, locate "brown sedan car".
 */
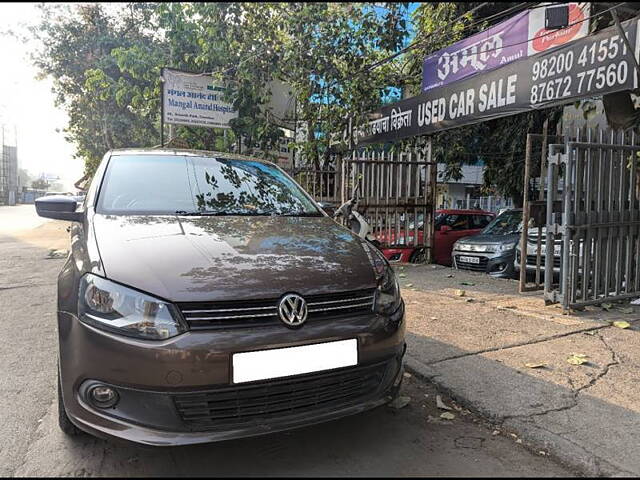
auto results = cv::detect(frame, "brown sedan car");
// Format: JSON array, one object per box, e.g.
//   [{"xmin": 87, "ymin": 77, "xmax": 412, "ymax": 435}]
[{"xmin": 35, "ymin": 149, "xmax": 406, "ymax": 446}]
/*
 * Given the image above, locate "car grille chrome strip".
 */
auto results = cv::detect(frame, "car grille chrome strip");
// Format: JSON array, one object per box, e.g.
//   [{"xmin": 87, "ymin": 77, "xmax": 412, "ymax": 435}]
[
  {"xmin": 307, "ymin": 301, "xmax": 374, "ymax": 313},
  {"xmin": 181, "ymin": 306, "xmax": 277, "ymax": 314},
  {"xmin": 178, "ymin": 289, "xmax": 376, "ymax": 330},
  {"xmin": 306, "ymin": 295, "xmax": 374, "ymax": 307}
]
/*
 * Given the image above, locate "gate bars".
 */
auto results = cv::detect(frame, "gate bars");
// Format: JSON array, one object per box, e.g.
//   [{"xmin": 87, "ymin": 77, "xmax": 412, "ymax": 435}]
[
  {"xmin": 291, "ymin": 138, "xmax": 437, "ymax": 263},
  {"xmin": 341, "ymin": 139, "xmax": 437, "ymax": 262},
  {"xmin": 544, "ymin": 127, "xmax": 640, "ymax": 309}
]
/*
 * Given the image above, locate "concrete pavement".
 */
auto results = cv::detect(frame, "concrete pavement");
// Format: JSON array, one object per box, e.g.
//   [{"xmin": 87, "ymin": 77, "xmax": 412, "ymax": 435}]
[
  {"xmin": 0, "ymin": 205, "xmax": 573, "ymax": 477},
  {"xmin": 400, "ymin": 264, "xmax": 640, "ymax": 476}
]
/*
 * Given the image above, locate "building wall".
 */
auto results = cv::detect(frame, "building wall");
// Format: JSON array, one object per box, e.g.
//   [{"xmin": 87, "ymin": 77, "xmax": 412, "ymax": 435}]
[{"xmin": 1, "ymin": 145, "xmax": 18, "ymax": 205}]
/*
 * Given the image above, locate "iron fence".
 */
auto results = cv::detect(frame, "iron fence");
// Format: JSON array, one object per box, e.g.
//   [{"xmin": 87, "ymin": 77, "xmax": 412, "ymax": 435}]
[{"xmin": 543, "ymin": 128, "xmax": 640, "ymax": 309}]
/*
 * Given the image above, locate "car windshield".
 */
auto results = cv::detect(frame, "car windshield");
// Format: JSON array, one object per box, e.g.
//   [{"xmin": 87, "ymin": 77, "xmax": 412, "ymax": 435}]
[
  {"xmin": 482, "ymin": 210, "xmax": 522, "ymax": 235},
  {"xmin": 97, "ymin": 154, "xmax": 321, "ymax": 216}
]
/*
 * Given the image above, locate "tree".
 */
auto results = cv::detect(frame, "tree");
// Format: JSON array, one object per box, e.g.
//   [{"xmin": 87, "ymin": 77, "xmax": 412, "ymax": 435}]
[
  {"xmin": 29, "ymin": 4, "xmax": 164, "ymax": 175},
  {"xmin": 30, "ymin": 2, "xmax": 411, "ymax": 177}
]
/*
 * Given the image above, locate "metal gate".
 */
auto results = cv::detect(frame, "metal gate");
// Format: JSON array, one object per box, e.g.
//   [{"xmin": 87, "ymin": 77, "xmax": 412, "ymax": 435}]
[
  {"xmin": 542, "ymin": 128, "xmax": 640, "ymax": 309},
  {"xmin": 292, "ymin": 138, "xmax": 437, "ymax": 263},
  {"xmin": 340, "ymin": 138, "xmax": 437, "ymax": 263}
]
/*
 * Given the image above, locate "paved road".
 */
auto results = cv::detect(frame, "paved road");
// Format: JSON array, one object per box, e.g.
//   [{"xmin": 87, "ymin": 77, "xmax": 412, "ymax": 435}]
[{"xmin": 0, "ymin": 205, "xmax": 574, "ymax": 477}]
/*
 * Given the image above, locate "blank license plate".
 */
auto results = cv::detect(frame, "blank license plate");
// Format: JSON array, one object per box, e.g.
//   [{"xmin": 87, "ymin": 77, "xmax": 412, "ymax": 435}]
[
  {"xmin": 459, "ymin": 256, "xmax": 480, "ymax": 264},
  {"xmin": 232, "ymin": 339, "xmax": 358, "ymax": 384}
]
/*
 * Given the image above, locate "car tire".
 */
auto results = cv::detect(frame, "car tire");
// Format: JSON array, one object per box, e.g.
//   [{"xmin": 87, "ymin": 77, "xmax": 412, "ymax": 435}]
[
  {"xmin": 409, "ymin": 248, "xmax": 427, "ymax": 264},
  {"xmin": 58, "ymin": 369, "xmax": 82, "ymax": 437}
]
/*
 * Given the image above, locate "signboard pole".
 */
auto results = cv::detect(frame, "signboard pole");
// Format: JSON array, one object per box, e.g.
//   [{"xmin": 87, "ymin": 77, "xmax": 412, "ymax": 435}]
[
  {"xmin": 519, "ymin": 133, "xmax": 533, "ymax": 293},
  {"xmin": 160, "ymin": 67, "xmax": 165, "ymax": 147}
]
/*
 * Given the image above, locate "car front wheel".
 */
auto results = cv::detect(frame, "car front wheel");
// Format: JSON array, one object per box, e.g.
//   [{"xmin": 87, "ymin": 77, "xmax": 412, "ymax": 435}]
[{"xmin": 57, "ymin": 369, "xmax": 82, "ymax": 436}]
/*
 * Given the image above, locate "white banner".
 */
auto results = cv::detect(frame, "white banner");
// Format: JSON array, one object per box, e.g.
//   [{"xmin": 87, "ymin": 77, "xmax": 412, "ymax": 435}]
[
  {"xmin": 527, "ymin": 3, "xmax": 591, "ymax": 56},
  {"xmin": 162, "ymin": 68, "xmax": 238, "ymax": 129}
]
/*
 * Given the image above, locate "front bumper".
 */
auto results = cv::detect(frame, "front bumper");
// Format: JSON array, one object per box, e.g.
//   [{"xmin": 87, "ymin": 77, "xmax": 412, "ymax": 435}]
[
  {"xmin": 452, "ymin": 250, "xmax": 515, "ymax": 277},
  {"xmin": 514, "ymin": 250, "xmax": 562, "ymax": 273},
  {"xmin": 58, "ymin": 304, "xmax": 406, "ymax": 446}
]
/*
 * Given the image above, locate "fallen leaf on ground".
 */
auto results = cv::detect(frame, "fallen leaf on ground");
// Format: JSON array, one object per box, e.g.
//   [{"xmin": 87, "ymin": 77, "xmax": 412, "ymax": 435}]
[
  {"xmin": 398, "ymin": 273, "xmax": 407, "ymax": 278},
  {"xmin": 403, "ymin": 372, "xmax": 412, "ymax": 378},
  {"xmin": 613, "ymin": 320, "xmax": 631, "ymax": 329},
  {"xmin": 405, "ymin": 283, "xmax": 414, "ymax": 288},
  {"xmin": 388, "ymin": 396, "xmax": 411, "ymax": 409},
  {"xmin": 460, "ymin": 281, "xmax": 475, "ymax": 286},
  {"xmin": 436, "ymin": 395, "xmax": 452, "ymax": 410},
  {"xmin": 525, "ymin": 362, "xmax": 547, "ymax": 369},
  {"xmin": 454, "ymin": 289, "xmax": 466, "ymax": 297},
  {"xmin": 601, "ymin": 302, "xmax": 614, "ymax": 311},
  {"xmin": 617, "ymin": 307, "xmax": 634, "ymax": 314},
  {"xmin": 567, "ymin": 353, "xmax": 589, "ymax": 365},
  {"xmin": 440, "ymin": 412, "xmax": 456, "ymax": 420}
]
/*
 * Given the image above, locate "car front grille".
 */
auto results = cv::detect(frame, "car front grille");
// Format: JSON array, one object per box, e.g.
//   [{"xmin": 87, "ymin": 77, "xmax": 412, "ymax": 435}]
[
  {"xmin": 172, "ymin": 359, "xmax": 391, "ymax": 430},
  {"xmin": 178, "ymin": 288, "xmax": 376, "ymax": 330},
  {"xmin": 526, "ymin": 254, "xmax": 562, "ymax": 268},
  {"xmin": 454, "ymin": 255, "xmax": 488, "ymax": 272}
]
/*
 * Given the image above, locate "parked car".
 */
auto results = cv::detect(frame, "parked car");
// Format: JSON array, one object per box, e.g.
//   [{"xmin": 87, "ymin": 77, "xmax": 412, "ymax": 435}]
[
  {"xmin": 35, "ymin": 149, "xmax": 406, "ymax": 446},
  {"xmin": 514, "ymin": 228, "xmax": 563, "ymax": 274},
  {"xmin": 380, "ymin": 209, "xmax": 494, "ymax": 265},
  {"xmin": 452, "ymin": 208, "xmax": 522, "ymax": 278}
]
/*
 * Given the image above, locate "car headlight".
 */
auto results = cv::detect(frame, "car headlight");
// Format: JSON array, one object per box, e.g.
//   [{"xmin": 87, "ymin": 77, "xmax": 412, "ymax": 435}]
[
  {"xmin": 454, "ymin": 242, "xmax": 469, "ymax": 251},
  {"xmin": 78, "ymin": 273, "xmax": 185, "ymax": 340},
  {"xmin": 496, "ymin": 241, "xmax": 517, "ymax": 253},
  {"xmin": 361, "ymin": 242, "xmax": 402, "ymax": 315}
]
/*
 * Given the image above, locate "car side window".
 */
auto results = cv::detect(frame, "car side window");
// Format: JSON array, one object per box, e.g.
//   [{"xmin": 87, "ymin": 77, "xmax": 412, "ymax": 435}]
[{"xmin": 444, "ymin": 214, "xmax": 470, "ymax": 231}]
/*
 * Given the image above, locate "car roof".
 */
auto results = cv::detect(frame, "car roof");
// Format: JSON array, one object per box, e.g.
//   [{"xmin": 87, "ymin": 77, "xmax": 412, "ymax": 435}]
[
  {"xmin": 108, "ymin": 148, "xmax": 275, "ymax": 165},
  {"xmin": 436, "ymin": 209, "xmax": 495, "ymax": 215}
]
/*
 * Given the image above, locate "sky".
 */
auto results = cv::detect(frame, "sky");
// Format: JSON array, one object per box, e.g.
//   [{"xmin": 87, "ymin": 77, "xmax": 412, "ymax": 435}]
[{"xmin": 0, "ymin": 2, "xmax": 83, "ymax": 191}]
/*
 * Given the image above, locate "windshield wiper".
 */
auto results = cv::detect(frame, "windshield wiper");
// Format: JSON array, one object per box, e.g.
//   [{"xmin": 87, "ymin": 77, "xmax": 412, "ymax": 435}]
[
  {"xmin": 175, "ymin": 210, "xmax": 271, "ymax": 216},
  {"xmin": 279, "ymin": 211, "xmax": 324, "ymax": 217}
]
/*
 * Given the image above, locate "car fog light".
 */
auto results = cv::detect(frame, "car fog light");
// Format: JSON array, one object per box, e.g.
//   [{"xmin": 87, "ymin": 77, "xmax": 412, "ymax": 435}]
[{"xmin": 89, "ymin": 385, "xmax": 119, "ymax": 408}]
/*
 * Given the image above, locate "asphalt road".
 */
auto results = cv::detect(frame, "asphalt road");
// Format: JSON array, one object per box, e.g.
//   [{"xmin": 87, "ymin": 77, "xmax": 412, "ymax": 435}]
[{"xmin": 0, "ymin": 205, "xmax": 574, "ymax": 477}]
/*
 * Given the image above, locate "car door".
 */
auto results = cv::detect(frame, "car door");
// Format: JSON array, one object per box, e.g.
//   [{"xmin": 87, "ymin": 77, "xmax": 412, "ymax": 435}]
[{"xmin": 434, "ymin": 214, "xmax": 472, "ymax": 265}]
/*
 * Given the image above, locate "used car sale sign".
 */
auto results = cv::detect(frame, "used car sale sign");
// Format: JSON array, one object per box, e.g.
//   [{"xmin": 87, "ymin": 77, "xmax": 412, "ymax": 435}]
[
  {"xmin": 162, "ymin": 68, "xmax": 238, "ymax": 129},
  {"xmin": 332, "ymin": 15, "xmax": 639, "ymax": 148},
  {"xmin": 422, "ymin": 3, "xmax": 591, "ymax": 93}
]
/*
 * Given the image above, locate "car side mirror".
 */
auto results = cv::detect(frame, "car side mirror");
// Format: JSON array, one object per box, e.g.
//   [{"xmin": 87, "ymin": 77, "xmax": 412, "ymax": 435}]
[
  {"xmin": 318, "ymin": 202, "xmax": 336, "ymax": 218},
  {"xmin": 35, "ymin": 195, "xmax": 83, "ymax": 222},
  {"xmin": 440, "ymin": 225, "xmax": 452, "ymax": 233}
]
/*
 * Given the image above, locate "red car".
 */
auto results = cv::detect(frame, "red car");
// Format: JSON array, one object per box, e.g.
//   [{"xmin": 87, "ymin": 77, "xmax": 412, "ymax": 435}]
[{"xmin": 377, "ymin": 209, "xmax": 495, "ymax": 265}]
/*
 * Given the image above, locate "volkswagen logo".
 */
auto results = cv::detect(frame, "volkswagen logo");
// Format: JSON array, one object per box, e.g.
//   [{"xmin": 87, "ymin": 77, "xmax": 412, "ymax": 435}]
[{"xmin": 278, "ymin": 293, "xmax": 308, "ymax": 327}]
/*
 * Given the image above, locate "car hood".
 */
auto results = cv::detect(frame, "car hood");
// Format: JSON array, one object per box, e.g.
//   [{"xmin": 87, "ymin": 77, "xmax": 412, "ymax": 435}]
[
  {"xmin": 458, "ymin": 233, "xmax": 520, "ymax": 245},
  {"xmin": 92, "ymin": 214, "xmax": 377, "ymax": 302}
]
